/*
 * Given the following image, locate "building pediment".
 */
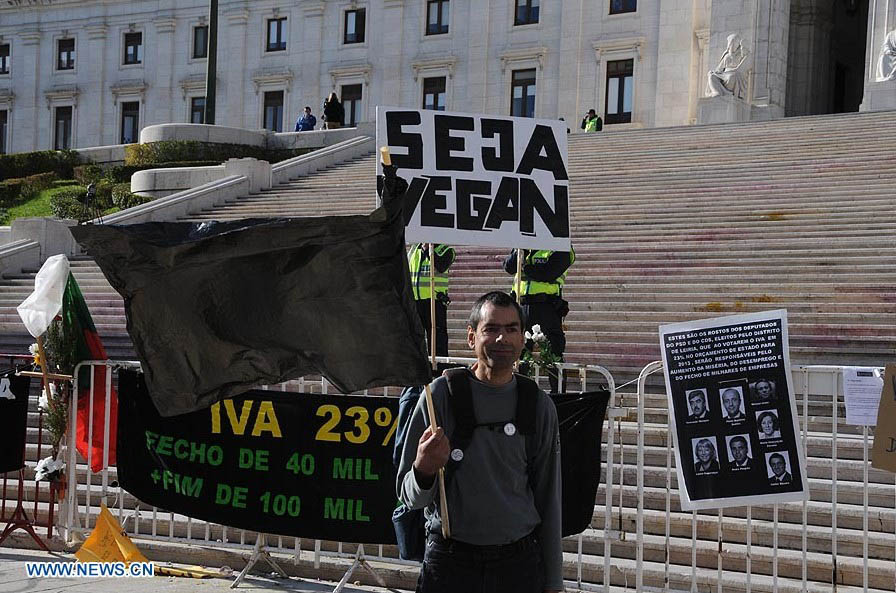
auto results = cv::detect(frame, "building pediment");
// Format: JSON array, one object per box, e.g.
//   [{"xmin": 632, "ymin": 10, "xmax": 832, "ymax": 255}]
[
  {"xmin": 44, "ymin": 84, "xmax": 78, "ymax": 108},
  {"xmin": 499, "ymin": 46, "xmax": 548, "ymax": 72},
  {"xmin": 110, "ymin": 79, "xmax": 148, "ymax": 99},
  {"xmin": 251, "ymin": 68, "xmax": 293, "ymax": 93},
  {"xmin": 411, "ymin": 56, "xmax": 457, "ymax": 80},
  {"xmin": 329, "ymin": 63, "xmax": 372, "ymax": 86}
]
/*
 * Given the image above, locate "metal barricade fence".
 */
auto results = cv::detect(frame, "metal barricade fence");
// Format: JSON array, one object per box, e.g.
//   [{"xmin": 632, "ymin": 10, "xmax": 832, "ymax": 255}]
[
  {"xmin": 61, "ymin": 358, "xmax": 620, "ymax": 592},
  {"xmin": 635, "ymin": 362, "xmax": 894, "ymax": 593},
  {"xmin": 0, "ymin": 353, "xmax": 55, "ymax": 539}
]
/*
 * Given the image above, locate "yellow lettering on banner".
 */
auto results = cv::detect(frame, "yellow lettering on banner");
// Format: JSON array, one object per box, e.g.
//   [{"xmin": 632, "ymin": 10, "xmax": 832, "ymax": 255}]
[
  {"xmin": 210, "ymin": 402, "xmax": 221, "ymax": 434},
  {"xmin": 251, "ymin": 402, "xmax": 282, "ymax": 438},
  {"xmin": 224, "ymin": 400, "xmax": 253, "ymax": 435}
]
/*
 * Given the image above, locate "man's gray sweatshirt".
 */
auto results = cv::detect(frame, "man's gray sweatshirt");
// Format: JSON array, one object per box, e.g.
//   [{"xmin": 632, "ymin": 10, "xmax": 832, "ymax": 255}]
[{"xmin": 396, "ymin": 374, "xmax": 563, "ymax": 590}]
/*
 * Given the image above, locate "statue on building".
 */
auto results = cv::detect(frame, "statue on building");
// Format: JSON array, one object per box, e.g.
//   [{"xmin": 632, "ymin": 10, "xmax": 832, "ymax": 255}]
[
  {"xmin": 876, "ymin": 30, "xmax": 896, "ymax": 82},
  {"xmin": 706, "ymin": 34, "xmax": 749, "ymax": 99}
]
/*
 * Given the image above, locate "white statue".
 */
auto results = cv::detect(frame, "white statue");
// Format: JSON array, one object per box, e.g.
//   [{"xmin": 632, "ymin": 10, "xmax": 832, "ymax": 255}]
[
  {"xmin": 706, "ymin": 34, "xmax": 749, "ymax": 98},
  {"xmin": 876, "ymin": 29, "xmax": 896, "ymax": 82}
]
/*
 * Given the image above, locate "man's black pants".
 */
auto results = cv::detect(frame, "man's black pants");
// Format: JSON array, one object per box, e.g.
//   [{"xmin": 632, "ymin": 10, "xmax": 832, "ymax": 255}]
[
  {"xmin": 415, "ymin": 532, "xmax": 544, "ymax": 593},
  {"xmin": 415, "ymin": 299, "xmax": 448, "ymax": 358}
]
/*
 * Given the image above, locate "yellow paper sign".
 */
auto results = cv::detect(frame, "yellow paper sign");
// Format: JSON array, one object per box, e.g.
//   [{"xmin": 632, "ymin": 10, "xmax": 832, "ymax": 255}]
[
  {"xmin": 871, "ymin": 364, "xmax": 896, "ymax": 473},
  {"xmin": 75, "ymin": 504, "xmax": 149, "ymax": 565}
]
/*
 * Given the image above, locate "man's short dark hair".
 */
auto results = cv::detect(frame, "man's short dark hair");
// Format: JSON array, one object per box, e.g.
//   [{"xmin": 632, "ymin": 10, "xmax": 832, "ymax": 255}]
[
  {"xmin": 468, "ymin": 291, "xmax": 524, "ymax": 330},
  {"xmin": 687, "ymin": 390, "xmax": 705, "ymax": 401},
  {"xmin": 588, "ymin": 109, "xmax": 596, "ymax": 115},
  {"xmin": 768, "ymin": 453, "xmax": 785, "ymax": 464},
  {"xmin": 304, "ymin": 105, "xmax": 311, "ymax": 111},
  {"xmin": 729, "ymin": 436, "xmax": 748, "ymax": 449}
]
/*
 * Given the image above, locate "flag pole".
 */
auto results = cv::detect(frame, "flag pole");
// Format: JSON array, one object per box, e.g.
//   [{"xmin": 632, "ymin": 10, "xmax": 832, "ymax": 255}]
[
  {"xmin": 34, "ymin": 336, "xmax": 54, "ymax": 410},
  {"xmin": 380, "ymin": 147, "xmax": 451, "ymax": 538}
]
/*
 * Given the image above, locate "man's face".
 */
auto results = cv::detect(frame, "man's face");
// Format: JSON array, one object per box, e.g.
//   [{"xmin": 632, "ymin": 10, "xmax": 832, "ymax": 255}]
[
  {"xmin": 756, "ymin": 381, "xmax": 772, "ymax": 398},
  {"xmin": 467, "ymin": 302, "xmax": 525, "ymax": 372},
  {"xmin": 730, "ymin": 439, "xmax": 748, "ymax": 462},
  {"xmin": 305, "ymin": 108, "xmax": 312, "ymax": 115},
  {"xmin": 689, "ymin": 393, "xmax": 705, "ymax": 415},
  {"xmin": 723, "ymin": 389, "xmax": 741, "ymax": 415},
  {"xmin": 770, "ymin": 456, "xmax": 786, "ymax": 476}
]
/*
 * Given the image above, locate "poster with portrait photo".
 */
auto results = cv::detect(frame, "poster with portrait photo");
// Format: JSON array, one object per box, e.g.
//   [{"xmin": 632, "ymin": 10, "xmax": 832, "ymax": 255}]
[{"xmin": 659, "ymin": 309, "xmax": 809, "ymax": 510}]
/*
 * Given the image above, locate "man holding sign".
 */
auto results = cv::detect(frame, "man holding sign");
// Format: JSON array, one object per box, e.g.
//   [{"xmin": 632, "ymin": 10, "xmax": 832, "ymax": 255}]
[{"xmin": 396, "ymin": 292, "xmax": 563, "ymax": 593}]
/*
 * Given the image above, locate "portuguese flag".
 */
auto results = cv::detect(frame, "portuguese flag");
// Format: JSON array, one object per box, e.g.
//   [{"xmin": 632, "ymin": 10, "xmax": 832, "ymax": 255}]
[{"xmin": 62, "ymin": 273, "xmax": 117, "ymax": 473}]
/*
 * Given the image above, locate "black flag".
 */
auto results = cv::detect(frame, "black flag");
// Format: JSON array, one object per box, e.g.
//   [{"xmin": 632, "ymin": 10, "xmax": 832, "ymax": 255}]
[{"xmin": 71, "ymin": 193, "xmax": 431, "ymax": 417}]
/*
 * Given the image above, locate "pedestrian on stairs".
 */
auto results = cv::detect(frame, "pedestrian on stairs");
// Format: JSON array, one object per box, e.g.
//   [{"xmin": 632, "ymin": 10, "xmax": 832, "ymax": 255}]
[
  {"xmin": 322, "ymin": 92, "xmax": 344, "ymax": 129},
  {"xmin": 408, "ymin": 243, "xmax": 456, "ymax": 358},
  {"xmin": 580, "ymin": 109, "xmax": 602, "ymax": 132},
  {"xmin": 503, "ymin": 248, "xmax": 575, "ymax": 392},
  {"xmin": 294, "ymin": 106, "xmax": 317, "ymax": 131}
]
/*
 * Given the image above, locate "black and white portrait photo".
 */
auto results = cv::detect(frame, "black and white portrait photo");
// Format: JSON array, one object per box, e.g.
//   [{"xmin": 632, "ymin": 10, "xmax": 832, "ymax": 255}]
[
  {"xmin": 755, "ymin": 410, "xmax": 782, "ymax": 440},
  {"xmin": 686, "ymin": 389, "xmax": 710, "ymax": 422},
  {"xmin": 749, "ymin": 378, "xmax": 777, "ymax": 404},
  {"xmin": 692, "ymin": 437, "xmax": 721, "ymax": 474},
  {"xmin": 725, "ymin": 434, "xmax": 753, "ymax": 470},
  {"xmin": 765, "ymin": 451, "xmax": 792, "ymax": 485},
  {"xmin": 720, "ymin": 386, "xmax": 746, "ymax": 422}
]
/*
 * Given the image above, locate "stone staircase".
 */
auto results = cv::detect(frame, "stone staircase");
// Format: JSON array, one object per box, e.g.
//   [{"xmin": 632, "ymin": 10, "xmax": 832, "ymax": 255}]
[{"xmin": 2, "ymin": 110, "xmax": 896, "ymax": 591}]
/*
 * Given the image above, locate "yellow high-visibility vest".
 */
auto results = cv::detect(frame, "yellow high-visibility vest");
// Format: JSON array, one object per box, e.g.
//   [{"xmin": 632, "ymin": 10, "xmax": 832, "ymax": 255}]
[
  {"xmin": 512, "ymin": 248, "xmax": 576, "ymax": 297},
  {"xmin": 408, "ymin": 244, "xmax": 452, "ymax": 300}
]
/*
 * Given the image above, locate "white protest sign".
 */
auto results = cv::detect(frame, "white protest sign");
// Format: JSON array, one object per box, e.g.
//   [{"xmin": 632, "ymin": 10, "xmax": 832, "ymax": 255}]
[
  {"xmin": 376, "ymin": 107, "xmax": 571, "ymax": 251},
  {"xmin": 842, "ymin": 367, "xmax": 884, "ymax": 426}
]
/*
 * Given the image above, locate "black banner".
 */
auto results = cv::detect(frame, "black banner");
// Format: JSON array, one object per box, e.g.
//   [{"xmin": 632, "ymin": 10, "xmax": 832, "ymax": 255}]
[
  {"xmin": 118, "ymin": 369, "xmax": 610, "ymax": 542},
  {"xmin": 71, "ymin": 193, "xmax": 431, "ymax": 418},
  {"xmin": 117, "ymin": 369, "xmax": 400, "ymax": 543},
  {"xmin": 0, "ymin": 369, "xmax": 31, "ymax": 474}
]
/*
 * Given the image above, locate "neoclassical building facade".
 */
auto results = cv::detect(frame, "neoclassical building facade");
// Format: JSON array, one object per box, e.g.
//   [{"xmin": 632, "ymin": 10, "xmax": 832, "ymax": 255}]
[{"xmin": 1, "ymin": 0, "xmax": 894, "ymax": 154}]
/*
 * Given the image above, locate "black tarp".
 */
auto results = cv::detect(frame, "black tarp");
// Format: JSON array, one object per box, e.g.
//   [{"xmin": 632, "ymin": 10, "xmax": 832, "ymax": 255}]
[
  {"xmin": 0, "ymin": 369, "xmax": 31, "ymax": 473},
  {"xmin": 71, "ymin": 188, "xmax": 431, "ymax": 417},
  {"xmin": 116, "ymin": 368, "xmax": 610, "ymax": 542}
]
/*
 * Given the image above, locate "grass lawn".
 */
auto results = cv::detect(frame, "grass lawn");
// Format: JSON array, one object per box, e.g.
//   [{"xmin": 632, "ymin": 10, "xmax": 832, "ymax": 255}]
[{"xmin": 1, "ymin": 180, "xmax": 84, "ymax": 225}]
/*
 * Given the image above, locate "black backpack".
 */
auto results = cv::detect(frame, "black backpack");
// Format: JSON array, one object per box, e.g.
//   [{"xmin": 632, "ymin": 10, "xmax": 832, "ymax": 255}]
[{"xmin": 392, "ymin": 369, "xmax": 539, "ymax": 560}]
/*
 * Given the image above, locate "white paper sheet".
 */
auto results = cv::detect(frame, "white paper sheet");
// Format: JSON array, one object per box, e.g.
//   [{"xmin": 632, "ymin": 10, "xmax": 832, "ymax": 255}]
[{"xmin": 842, "ymin": 367, "xmax": 884, "ymax": 426}]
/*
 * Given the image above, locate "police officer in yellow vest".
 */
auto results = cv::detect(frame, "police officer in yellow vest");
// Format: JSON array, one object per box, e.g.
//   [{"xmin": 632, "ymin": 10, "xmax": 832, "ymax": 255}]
[
  {"xmin": 408, "ymin": 243, "xmax": 456, "ymax": 358},
  {"xmin": 503, "ymin": 248, "xmax": 575, "ymax": 392}
]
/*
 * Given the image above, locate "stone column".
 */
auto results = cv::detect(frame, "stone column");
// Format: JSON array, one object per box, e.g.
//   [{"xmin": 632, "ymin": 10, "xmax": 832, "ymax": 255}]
[
  {"xmin": 84, "ymin": 25, "xmax": 107, "ymax": 148},
  {"xmin": 300, "ymin": 2, "xmax": 325, "ymax": 122},
  {"xmin": 18, "ymin": 29, "xmax": 41, "ymax": 152},
  {"xmin": 379, "ymin": 0, "xmax": 405, "ymax": 112},
  {"xmin": 860, "ymin": 0, "xmax": 896, "ymax": 111},
  {"xmin": 152, "ymin": 17, "xmax": 177, "ymax": 126},
  {"xmin": 749, "ymin": 0, "xmax": 790, "ymax": 120},
  {"xmin": 225, "ymin": 8, "xmax": 249, "ymax": 128}
]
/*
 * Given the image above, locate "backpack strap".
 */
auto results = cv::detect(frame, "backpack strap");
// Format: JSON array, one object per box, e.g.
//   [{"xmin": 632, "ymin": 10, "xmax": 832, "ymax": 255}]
[
  {"xmin": 443, "ymin": 368, "xmax": 476, "ymax": 481},
  {"xmin": 513, "ymin": 373, "xmax": 541, "ymax": 488}
]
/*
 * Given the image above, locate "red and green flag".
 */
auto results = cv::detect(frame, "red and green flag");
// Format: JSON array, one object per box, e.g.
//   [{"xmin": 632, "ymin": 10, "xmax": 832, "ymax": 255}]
[{"xmin": 62, "ymin": 273, "xmax": 117, "ymax": 473}]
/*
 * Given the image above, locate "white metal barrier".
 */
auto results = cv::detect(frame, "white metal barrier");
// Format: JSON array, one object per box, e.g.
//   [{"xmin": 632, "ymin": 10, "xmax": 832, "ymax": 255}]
[
  {"xmin": 61, "ymin": 358, "xmax": 619, "ymax": 592},
  {"xmin": 59, "ymin": 359, "xmax": 896, "ymax": 591}
]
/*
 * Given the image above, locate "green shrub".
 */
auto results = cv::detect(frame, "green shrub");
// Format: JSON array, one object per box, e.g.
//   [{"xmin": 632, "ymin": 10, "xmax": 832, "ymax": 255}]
[
  {"xmin": 124, "ymin": 141, "xmax": 307, "ymax": 167},
  {"xmin": 0, "ymin": 149, "xmax": 79, "ymax": 181},
  {"xmin": 0, "ymin": 172, "xmax": 59, "ymax": 208},
  {"xmin": 111, "ymin": 183, "xmax": 149, "ymax": 210},
  {"xmin": 49, "ymin": 188, "xmax": 90, "ymax": 222},
  {"xmin": 73, "ymin": 164, "xmax": 105, "ymax": 186}
]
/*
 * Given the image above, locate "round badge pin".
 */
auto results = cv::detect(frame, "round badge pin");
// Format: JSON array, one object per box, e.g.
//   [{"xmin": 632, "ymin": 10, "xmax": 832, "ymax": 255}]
[
  {"xmin": 503, "ymin": 422, "xmax": 517, "ymax": 436},
  {"xmin": 450, "ymin": 449, "xmax": 464, "ymax": 462}
]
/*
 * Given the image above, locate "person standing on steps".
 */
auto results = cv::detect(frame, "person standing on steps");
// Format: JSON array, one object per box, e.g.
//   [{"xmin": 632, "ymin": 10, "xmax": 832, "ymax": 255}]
[
  {"xmin": 408, "ymin": 243, "xmax": 456, "ymax": 359},
  {"xmin": 503, "ymin": 248, "xmax": 575, "ymax": 392},
  {"xmin": 322, "ymin": 92, "xmax": 344, "ymax": 130}
]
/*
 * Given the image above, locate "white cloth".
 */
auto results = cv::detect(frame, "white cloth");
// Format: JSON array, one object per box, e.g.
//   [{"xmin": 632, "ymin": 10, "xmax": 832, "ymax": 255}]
[
  {"xmin": 877, "ymin": 30, "xmax": 896, "ymax": 82},
  {"xmin": 16, "ymin": 254, "xmax": 70, "ymax": 338}
]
